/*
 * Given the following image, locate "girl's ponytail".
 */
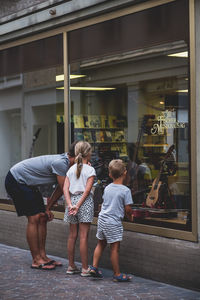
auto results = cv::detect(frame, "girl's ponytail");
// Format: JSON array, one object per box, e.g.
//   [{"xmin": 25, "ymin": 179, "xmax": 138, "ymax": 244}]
[
  {"xmin": 76, "ymin": 153, "xmax": 83, "ymax": 179},
  {"xmin": 74, "ymin": 141, "xmax": 91, "ymax": 178}
]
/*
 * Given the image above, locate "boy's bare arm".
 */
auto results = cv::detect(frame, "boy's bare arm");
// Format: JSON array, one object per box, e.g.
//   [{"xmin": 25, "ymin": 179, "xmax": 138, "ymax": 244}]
[{"xmin": 125, "ymin": 204, "xmax": 133, "ymax": 222}]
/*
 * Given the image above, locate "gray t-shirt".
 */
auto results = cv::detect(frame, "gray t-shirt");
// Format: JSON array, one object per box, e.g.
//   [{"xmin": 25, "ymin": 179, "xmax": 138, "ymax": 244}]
[
  {"xmin": 10, "ymin": 153, "xmax": 70, "ymax": 186},
  {"xmin": 98, "ymin": 183, "xmax": 133, "ymax": 225}
]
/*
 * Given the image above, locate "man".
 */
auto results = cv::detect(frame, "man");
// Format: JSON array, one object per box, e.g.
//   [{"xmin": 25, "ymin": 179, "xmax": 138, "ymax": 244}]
[{"xmin": 5, "ymin": 142, "xmax": 77, "ymax": 270}]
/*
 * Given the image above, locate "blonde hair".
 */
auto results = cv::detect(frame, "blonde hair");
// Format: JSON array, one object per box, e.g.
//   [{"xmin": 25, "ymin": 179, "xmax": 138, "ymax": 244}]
[
  {"xmin": 75, "ymin": 141, "xmax": 92, "ymax": 178},
  {"xmin": 108, "ymin": 159, "xmax": 126, "ymax": 180}
]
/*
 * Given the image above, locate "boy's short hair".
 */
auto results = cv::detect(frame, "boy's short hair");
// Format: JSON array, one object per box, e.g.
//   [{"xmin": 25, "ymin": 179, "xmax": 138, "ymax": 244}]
[{"xmin": 109, "ymin": 159, "xmax": 126, "ymax": 179}]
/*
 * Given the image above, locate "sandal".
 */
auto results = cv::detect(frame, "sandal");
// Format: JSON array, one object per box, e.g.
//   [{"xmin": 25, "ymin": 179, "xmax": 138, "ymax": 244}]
[
  {"xmin": 81, "ymin": 267, "xmax": 91, "ymax": 277},
  {"xmin": 46, "ymin": 260, "xmax": 63, "ymax": 267},
  {"xmin": 66, "ymin": 265, "xmax": 81, "ymax": 274},
  {"xmin": 113, "ymin": 273, "xmax": 132, "ymax": 282},
  {"xmin": 31, "ymin": 262, "xmax": 55, "ymax": 271},
  {"xmin": 90, "ymin": 266, "xmax": 103, "ymax": 278}
]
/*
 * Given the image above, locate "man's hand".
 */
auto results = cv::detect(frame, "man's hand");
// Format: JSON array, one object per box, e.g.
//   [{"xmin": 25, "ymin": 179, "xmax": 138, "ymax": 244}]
[{"xmin": 45, "ymin": 210, "xmax": 54, "ymax": 222}]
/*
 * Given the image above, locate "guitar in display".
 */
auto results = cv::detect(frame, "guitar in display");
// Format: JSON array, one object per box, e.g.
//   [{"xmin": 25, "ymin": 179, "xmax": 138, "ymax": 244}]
[{"xmin": 146, "ymin": 144, "xmax": 175, "ymax": 208}]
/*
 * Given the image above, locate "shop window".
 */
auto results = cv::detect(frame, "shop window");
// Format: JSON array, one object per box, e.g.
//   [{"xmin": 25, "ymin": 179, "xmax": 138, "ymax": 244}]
[
  {"xmin": 67, "ymin": 0, "xmax": 191, "ymax": 231},
  {"xmin": 0, "ymin": 35, "xmax": 64, "ymax": 203}
]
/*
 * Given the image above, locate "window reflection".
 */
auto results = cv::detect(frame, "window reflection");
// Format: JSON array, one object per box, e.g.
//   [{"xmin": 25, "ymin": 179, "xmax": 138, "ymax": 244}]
[
  {"xmin": 69, "ymin": 44, "xmax": 190, "ymax": 231},
  {"xmin": 0, "ymin": 35, "xmax": 64, "ymax": 203}
]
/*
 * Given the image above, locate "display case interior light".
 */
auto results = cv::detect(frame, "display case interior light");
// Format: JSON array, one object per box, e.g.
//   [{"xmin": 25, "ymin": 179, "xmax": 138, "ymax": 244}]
[
  {"xmin": 168, "ymin": 51, "xmax": 188, "ymax": 58},
  {"xmin": 176, "ymin": 89, "xmax": 188, "ymax": 93},
  {"xmin": 56, "ymin": 86, "xmax": 116, "ymax": 91},
  {"xmin": 56, "ymin": 74, "xmax": 86, "ymax": 81}
]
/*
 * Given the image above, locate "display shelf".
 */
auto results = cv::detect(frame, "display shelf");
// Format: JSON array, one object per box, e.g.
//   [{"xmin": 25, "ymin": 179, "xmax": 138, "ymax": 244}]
[
  {"xmin": 143, "ymin": 144, "xmax": 169, "ymax": 147},
  {"xmin": 74, "ymin": 128, "xmax": 126, "ymax": 130}
]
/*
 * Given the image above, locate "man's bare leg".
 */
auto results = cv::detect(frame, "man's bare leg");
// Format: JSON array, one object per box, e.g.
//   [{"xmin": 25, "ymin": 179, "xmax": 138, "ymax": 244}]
[{"xmin": 26, "ymin": 214, "xmax": 54, "ymax": 269}]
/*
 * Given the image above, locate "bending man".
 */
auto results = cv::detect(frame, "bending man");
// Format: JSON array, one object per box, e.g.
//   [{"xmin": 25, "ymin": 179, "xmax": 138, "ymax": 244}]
[{"xmin": 5, "ymin": 142, "xmax": 76, "ymax": 270}]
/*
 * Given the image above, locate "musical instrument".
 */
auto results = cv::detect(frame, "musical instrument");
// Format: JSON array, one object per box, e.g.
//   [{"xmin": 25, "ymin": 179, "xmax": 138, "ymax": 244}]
[
  {"xmin": 127, "ymin": 115, "xmax": 155, "ymax": 193},
  {"xmin": 146, "ymin": 144, "xmax": 175, "ymax": 207},
  {"xmin": 29, "ymin": 128, "xmax": 41, "ymax": 158}
]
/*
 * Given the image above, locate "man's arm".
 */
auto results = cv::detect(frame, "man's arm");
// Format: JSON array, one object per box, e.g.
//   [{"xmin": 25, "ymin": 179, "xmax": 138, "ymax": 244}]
[
  {"xmin": 63, "ymin": 176, "xmax": 72, "ymax": 207},
  {"xmin": 45, "ymin": 175, "xmax": 65, "ymax": 220}
]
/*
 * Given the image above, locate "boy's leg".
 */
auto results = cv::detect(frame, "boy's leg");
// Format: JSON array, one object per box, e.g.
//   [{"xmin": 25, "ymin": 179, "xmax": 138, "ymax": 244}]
[
  {"xmin": 92, "ymin": 239, "xmax": 107, "ymax": 268},
  {"xmin": 110, "ymin": 241, "xmax": 120, "ymax": 276},
  {"xmin": 79, "ymin": 222, "xmax": 90, "ymax": 270},
  {"xmin": 67, "ymin": 223, "xmax": 78, "ymax": 268}
]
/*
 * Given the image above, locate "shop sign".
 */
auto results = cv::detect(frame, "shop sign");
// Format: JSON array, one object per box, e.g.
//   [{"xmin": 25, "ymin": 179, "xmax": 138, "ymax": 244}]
[{"xmin": 151, "ymin": 110, "xmax": 186, "ymax": 135}]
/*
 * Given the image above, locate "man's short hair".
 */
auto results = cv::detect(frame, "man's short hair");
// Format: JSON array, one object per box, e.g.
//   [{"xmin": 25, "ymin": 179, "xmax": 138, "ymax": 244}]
[
  {"xmin": 109, "ymin": 159, "xmax": 126, "ymax": 179},
  {"xmin": 68, "ymin": 141, "xmax": 78, "ymax": 157}
]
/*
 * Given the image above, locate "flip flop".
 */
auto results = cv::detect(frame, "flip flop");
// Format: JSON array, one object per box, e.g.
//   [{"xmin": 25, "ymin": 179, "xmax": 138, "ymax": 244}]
[
  {"xmin": 46, "ymin": 260, "xmax": 63, "ymax": 267},
  {"xmin": 31, "ymin": 262, "xmax": 56, "ymax": 270}
]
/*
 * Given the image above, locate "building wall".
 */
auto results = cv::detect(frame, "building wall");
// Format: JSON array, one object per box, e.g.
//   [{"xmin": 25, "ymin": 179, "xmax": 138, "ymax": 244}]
[
  {"xmin": 0, "ymin": 0, "xmax": 70, "ymax": 19},
  {"xmin": 0, "ymin": 210, "xmax": 200, "ymax": 291},
  {"xmin": 0, "ymin": 0, "xmax": 200, "ymax": 291}
]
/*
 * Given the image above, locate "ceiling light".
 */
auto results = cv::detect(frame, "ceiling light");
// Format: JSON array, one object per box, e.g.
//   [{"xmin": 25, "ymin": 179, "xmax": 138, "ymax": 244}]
[
  {"xmin": 56, "ymin": 74, "xmax": 86, "ymax": 81},
  {"xmin": 168, "ymin": 51, "xmax": 188, "ymax": 58},
  {"xmin": 56, "ymin": 87, "xmax": 116, "ymax": 91},
  {"xmin": 160, "ymin": 101, "xmax": 164, "ymax": 105}
]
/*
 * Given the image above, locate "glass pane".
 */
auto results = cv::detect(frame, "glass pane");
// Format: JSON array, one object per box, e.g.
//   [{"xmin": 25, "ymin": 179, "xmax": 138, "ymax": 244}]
[
  {"xmin": 68, "ymin": 1, "xmax": 190, "ymax": 231},
  {"xmin": 0, "ymin": 35, "xmax": 64, "ymax": 204}
]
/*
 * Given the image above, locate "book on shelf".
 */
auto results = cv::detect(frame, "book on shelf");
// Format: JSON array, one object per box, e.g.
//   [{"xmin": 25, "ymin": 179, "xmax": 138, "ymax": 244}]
[
  {"xmin": 83, "ymin": 131, "xmax": 92, "ymax": 142},
  {"xmin": 83, "ymin": 115, "xmax": 89, "ymax": 128},
  {"xmin": 101, "ymin": 115, "xmax": 109, "ymax": 128},
  {"xmin": 96, "ymin": 130, "xmax": 105, "ymax": 142},
  {"xmin": 115, "ymin": 116, "xmax": 127, "ymax": 128},
  {"xmin": 114, "ymin": 130, "xmax": 125, "ymax": 142},
  {"xmin": 104, "ymin": 130, "xmax": 112, "ymax": 142},
  {"xmin": 74, "ymin": 115, "xmax": 84, "ymax": 128},
  {"xmin": 74, "ymin": 131, "xmax": 84, "ymax": 141},
  {"xmin": 108, "ymin": 115, "xmax": 117, "ymax": 128},
  {"xmin": 88, "ymin": 115, "xmax": 101, "ymax": 128}
]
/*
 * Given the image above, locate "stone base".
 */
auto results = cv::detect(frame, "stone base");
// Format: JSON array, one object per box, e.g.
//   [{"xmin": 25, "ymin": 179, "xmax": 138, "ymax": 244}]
[{"xmin": 0, "ymin": 210, "xmax": 200, "ymax": 291}]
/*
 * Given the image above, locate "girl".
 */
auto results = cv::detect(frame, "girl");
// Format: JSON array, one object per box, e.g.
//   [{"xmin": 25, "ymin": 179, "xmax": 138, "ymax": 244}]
[{"xmin": 63, "ymin": 141, "xmax": 96, "ymax": 276}]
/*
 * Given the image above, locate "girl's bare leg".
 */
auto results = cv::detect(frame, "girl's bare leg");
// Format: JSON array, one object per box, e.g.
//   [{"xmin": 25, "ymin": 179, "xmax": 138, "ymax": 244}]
[
  {"xmin": 67, "ymin": 223, "xmax": 78, "ymax": 268},
  {"xmin": 79, "ymin": 223, "xmax": 90, "ymax": 270}
]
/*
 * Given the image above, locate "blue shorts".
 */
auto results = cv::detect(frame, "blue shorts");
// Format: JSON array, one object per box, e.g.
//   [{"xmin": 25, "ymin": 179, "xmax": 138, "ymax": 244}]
[
  {"xmin": 5, "ymin": 171, "xmax": 45, "ymax": 217},
  {"xmin": 96, "ymin": 218, "xmax": 123, "ymax": 244}
]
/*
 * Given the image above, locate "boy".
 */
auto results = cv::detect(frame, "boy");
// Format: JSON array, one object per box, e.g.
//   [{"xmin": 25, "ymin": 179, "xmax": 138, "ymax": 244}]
[{"xmin": 90, "ymin": 159, "xmax": 133, "ymax": 282}]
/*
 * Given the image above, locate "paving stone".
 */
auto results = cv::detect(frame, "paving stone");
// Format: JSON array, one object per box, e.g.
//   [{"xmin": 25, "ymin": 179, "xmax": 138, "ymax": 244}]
[{"xmin": 0, "ymin": 243, "xmax": 200, "ymax": 300}]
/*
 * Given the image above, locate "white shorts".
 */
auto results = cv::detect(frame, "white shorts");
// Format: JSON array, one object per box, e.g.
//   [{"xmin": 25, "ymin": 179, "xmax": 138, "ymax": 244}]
[
  {"xmin": 96, "ymin": 218, "xmax": 123, "ymax": 244},
  {"xmin": 64, "ymin": 193, "xmax": 94, "ymax": 224}
]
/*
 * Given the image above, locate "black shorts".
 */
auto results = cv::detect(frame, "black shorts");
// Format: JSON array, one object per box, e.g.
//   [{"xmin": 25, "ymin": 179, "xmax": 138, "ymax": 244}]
[{"xmin": 5, "ymin": 171, "xmax": 45, "ymax": 217}]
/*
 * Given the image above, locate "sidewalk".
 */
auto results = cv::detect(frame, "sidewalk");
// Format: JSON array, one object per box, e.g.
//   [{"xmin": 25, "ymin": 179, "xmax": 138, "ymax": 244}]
[{"xmin": 0, "ymin": 243, "xmax": 200, "ymax": 300}]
